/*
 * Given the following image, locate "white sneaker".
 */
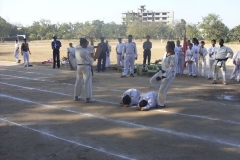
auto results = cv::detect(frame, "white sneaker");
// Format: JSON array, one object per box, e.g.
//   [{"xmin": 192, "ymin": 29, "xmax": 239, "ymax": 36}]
[
  {"xmin": 223, "ymin": 81, "xmax": 228, "ymax": 85},
  {"xmin": 85, "ymin": 98, "xmax": 96, "ymax": 103},
  {"xmin": 74, "ymin": 97, "xmax": 81, "ymax": 101}
]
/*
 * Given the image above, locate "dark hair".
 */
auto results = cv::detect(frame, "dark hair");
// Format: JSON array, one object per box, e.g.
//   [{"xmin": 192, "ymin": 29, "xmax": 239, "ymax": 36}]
[
  {"xmin": 211, "ymin": 39, "xmax": 216, "ymax": 43},
  {"xmin": 146, "ymin": 35, "xmax": 150, "ymax": 38},
  {"xmin": 201, "ymin": 41, "xmax": 205, "ymax": 44},
  {"xmin": 118, "ymin": 38, "xmax": 122, "ymax": 40},
  {"xmin": 80, "ymin": 38, "xmax": 88, "ymax": 45},
  {"xmin": 139, "ymin": 100, "xmax": 148, "ymax": 108},
  {"xmin": 177, "ymin": 40, "xmax": 180, "ymax": 42},
  {"xmin": 167, "ymin": 41, "xmax": 175, "ymax": 51},
  {"xmin": 15, "ymin": 39, "xmax": 18, "ymax": 42},
  {"xmin": 193, "ymin": 38, "xmax": 199, "ymax": 45},
  {"xmin": 189, "ymin": 43, "xmax": 193, "ymax": 46},
  {"xmin": 122, "ymin": 95, "xmax": 131, "ymax": 105},
  {"xmin": 219, "ymin": 39, "xmax": 224, "ymax": 43},
  {"xmin": 128, "ymin": 35, "xmax": 133, "ymax": 37},
  {"xmin": 187, "ymin": 40, "xmax": 190, "ymax": 42}
]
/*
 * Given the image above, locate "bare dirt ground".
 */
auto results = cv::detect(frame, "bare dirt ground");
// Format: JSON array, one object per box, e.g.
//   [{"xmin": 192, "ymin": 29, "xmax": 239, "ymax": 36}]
[{"xmin": 0, "ymin": 40, "xmax": 240, "ymax": 160}]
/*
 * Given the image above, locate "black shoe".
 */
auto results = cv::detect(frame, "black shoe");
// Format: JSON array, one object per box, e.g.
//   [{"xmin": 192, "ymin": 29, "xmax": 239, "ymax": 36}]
[
  {"xmin": 121, "ymin": 75, "xmax": 126, "ymax": 78},
  {"xmin": 130, "ymin": 73, "xmax": 134, "ymax": 77}
]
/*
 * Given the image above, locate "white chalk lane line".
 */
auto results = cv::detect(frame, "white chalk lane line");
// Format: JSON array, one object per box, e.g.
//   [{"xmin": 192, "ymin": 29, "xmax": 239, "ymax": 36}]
[
  {"xmin": 0, "ymin": 117, "xmax": 135, "ymax": 160},
  {"xmin": 0, "ymin": 81, "xmax": 239, "ymax": 126},
  {"xmin": 1, "ymin": 93, "xmax": 240, "ymax": 149}
]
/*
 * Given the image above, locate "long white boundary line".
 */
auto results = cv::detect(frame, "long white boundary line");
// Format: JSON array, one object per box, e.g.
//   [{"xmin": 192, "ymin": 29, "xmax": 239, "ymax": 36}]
[
  {"xmin": 1, "ymin": 81, "xmax": 240, "ymax": 125},
  {"xmin": 0, "ymin": 118, "xmax": 134, "ymax": 160},
  {"xmin": 1, "ymin": 93, "xmax": 240, "ymax": 149}
]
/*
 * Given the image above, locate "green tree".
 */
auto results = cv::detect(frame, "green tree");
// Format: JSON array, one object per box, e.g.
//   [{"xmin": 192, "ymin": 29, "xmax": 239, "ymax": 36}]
[
  {"xmin": 174, "ymin": 19, "xmax": 186, "ymax": 39},
  {"xmin": 29, "ymin": 33, "xmax": 37, "ymax": 40},
  {"xmin": 229, "ymin": 25, "xmax": 240, "ymax": 41},
  {"xmin": 186, "ymin": 24, "xmax": 201, "ymax": 39}
]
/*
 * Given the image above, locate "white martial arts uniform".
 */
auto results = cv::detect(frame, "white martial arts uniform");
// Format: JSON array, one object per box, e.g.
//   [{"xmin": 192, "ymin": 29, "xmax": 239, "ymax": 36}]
[
  {"xmin": 87, "ymin": 45, "xmax": 94, "ymax": 55},
  {"xmin": 198, "ymin": 46, "xmax": 208, "ymax": 77},
  {"xmin": 74, "ymin": 46, "xmax": 94, "ymax": 99},
  {"xmin": 230, "ymin": 51, "xmax": 240, "ymax": 82},
  {"xmin": 14, "ymin": 43, "xmax": 20, "ymax": 62},
  {"xmin": 174, "ymin": 45, "xmax": 184, "ymax": 74},
  {"xmin": 137, "ymin": 92, "xmax": 158, "ymax": 110},
  {"xmin": 150, "ymin": 53, "xmax": 177, "ymax": 106},
  {"xmin": 122, "ymin": 42, "xmax": 138, "ymax": 75},
  {"xmin": 213, "ymin": 45, "xmax": 233, "ymax": 83},
  {"xmin": 185, "ymin": 48, "xmax": 196, "ymax": 76},
  {"xmin": 192, "ymin": 44, "xmax": 200, "ymax": 75},
  {"xmin": 122, "ymin": 88, "xmax": 141, "ymax": 106},
  {"xmin": 116, "ymin": 42, "xmax": 124, "ymax": 67},
  {"xmin": 67, "ymin": 47, "xmax": 77, "ymax": 70},
  {"xmin": 105, "ymin": 44, "xmax": 111, "ymax": 67},
  {"xmin": 207, "ymin": 46, "xmax": 217, "ymax": 79}
]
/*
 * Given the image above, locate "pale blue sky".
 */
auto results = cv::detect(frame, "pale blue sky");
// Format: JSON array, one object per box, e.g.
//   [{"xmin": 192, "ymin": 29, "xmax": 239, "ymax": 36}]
[{"xmin": 0, "ymin": 0, "xmax": 239, "ymax": 29}]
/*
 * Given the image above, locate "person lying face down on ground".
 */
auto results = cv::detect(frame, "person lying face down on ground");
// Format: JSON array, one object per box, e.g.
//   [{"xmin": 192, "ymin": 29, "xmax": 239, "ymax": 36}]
[
  {"xmin": 120, "ymin": 88, "xmax": 141, "ymax": 107},
  {"xmin": 137, "ymin": 92, "xmax": 158, "ymax": 111}
]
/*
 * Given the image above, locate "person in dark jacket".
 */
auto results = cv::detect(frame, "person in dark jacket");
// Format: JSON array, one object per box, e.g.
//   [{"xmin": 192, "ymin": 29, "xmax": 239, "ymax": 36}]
[
  {"xmin": 97, "ymin": 37, "xmax": 109, "ymax": 72},
  {"xmin": 51, "ymin": 35, "xmax": 62, "ymax": 69}
]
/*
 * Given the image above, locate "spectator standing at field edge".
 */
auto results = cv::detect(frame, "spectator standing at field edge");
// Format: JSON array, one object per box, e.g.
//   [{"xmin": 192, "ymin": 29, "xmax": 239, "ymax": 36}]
[
  {"xmin": 51, "ymin": 35, "xmax": 62, "ymax": 69},
  {"xmin": 143, "ymin": 35, "xmax": 152, "ymax": 68}
]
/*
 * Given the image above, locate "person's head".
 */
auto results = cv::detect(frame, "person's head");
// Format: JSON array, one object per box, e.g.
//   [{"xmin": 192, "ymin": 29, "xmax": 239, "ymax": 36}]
[
  {"xmin": 139, "ymin": 100, "xmax": 148, "ymax": 108},
  {"xmin": 146, "ymin": 35, "xmax": 150, "ymax": 41},
  {"xmin": 23, "ymin": 38, "xmax": 26, "ymax": 43},
  {"xmin": 219, "ymin": 39, "xmax": 224, "ymax": 46},
  {"xmin": 192, "ymin": 38, "xmax": 198, "ymax": 44},
  {"xmin": 211, "ymin": 39, "xmax": 216, "ymax": 46},
  {"xmin": 200, "ymin": 41, "xmax": 205, "ymax": 47},
  {"xmin": 176, "ymin": 40, "xmax": 180, "ymax": 46},
  {"xmin": 122, "ymin": 95, "xmax": 131, "ymax": 106},
  {"xmin": 15, "ymin": 40, "xmax": 18, "ymax": 43},
  {"xmin": 189, "ymin": 43, "xmax": 193, "ymax": 49},
  {"xmin": 80, "ymin": 38, "xmax": 88, "ymax": 48},
  {"xmin": 166, "ymin": 41, "xmax": 175, "ymax": 53},
  {"xmin": 53, "ymin": 35, "xmax": 57, "ymax": 40},
  {"xmin": 128, "ymin": 35, "xmax": 133, "ymax": 42},
  {"xmin": 100, "ymin": 37, "xmax": 104, "ymax": 43},
  {"xmin": 187, "ymin": 40, "xmax": 191, "ymax": 45},
  {"xmin": 106, "ymin": 40, "xmax": 108, "ymax": 44},
  {"xmin": 118, "ymin": 38, "xmax": 122, "ymax": 43},
  {"xmin": 69, "ymin": 43, "xmax": 73, "ymax": 47}
]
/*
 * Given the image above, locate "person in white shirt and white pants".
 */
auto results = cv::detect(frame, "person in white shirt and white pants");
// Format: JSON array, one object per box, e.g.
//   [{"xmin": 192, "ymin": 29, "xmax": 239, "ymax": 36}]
[
  {"xmin": 230, "ymin": 50, "xmax": 240, "ymax": 82},
  {"xmin": 198, "ymin": 41, "xmax": 208, "ymax": 77},
  {"xmin": 207, "ymin": 39, "xmax": 217, "ymax": 79},
  {"xmin": 14, "ymin": 40, "xmax": 21, "ymax": 63},
  {"xmin": 116, "ymin": 38, "xmax": 124, "ymax": 67}
]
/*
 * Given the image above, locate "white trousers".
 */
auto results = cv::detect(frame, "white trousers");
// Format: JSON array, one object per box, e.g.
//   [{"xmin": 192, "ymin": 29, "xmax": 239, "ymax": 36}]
[
  {"xmin": 198, "ymin": 59, "xmax": 206, "ymax": 76},
  {"xmin": 187, "ymin": 62, "xmax": 196, "ymax": 76},
  {"xmin": 122, "ymin": 54, "xmax": 135, "ymax": 75},
  {"xmin": 74, "ymin": 65, "xmax": 92, "ymax": 99},
  {"xmin": 177, "ymin": 56, "xmax": 184, "ymax": 74},
  {"xmin": 213, "ymin": 61, "xmax": 226, "ymax": 82},
  {"xmin": 14, "ymin": 50, "xmax": 19, "ymax": 61},
  {"xmin": 117, "ymin": 54, "xmax": 124, "ymax": 67},
  {"xmin": 150, "ymin": 71, "xmax": 174, "ymax": 106},
  {"xmin": 105, "ymin": 55, "xmax": 110, "ymax": 67},
  {"xmin": 230, "ymin": 64, "xmax": 240, "ymax": 82},
  {"xmin": 22, "ymin": 51, "xmax": 30, "ymax": 66},
  {"xmin": 208, "ymin": 60, "xmax": 215, "ymax": 78},
  {"xmin": 69, "ymin": 54, "xmax": 77, "ymax": 69},
  {"xmin": 194, "ymin": 57, "xmax": 199, "ymax": 75}
]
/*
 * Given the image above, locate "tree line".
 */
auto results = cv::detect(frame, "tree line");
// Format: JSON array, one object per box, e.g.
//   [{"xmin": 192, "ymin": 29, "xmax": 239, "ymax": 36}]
[{"xmin": 1, "ymin": 13, "xmax": 240, "ymax": 42}]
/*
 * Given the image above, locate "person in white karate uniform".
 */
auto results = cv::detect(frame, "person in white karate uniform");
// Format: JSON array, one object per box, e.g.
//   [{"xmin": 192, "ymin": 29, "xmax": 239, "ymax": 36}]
[
  {"xmin": 14, "ymin": 40, "xmax": 21, "ymax": 63},
  {"xmin": 120, "ymin": 88, "xmax": 141, "ymax": 107},
  {"xmin": 74, "ymin": 38, "xmax": 95, "ymax": 103},
  {"xmin": 21, "ymin": 38, "xmax": 32, "ymax": 67},
  {"xmin": 192, "ymin": 38, "xmax": 200, "ymax": 76},
  {"xmin": 116, "ymin": 38, "xmax": 124, "ymax": 67},
  {"xmin": 207, "ymin": 39, "xmax": 217, "ymax": 79},
  {"xmin": 198, "ymin": 41, "xmax": 208, "ymax": 77},
  {"xmin": 212, "ymin": 39, "xmax": 233, "ymax": 85},
  {"xmin": 137, "ymin": 92, "xmax": 158, "ymax": 111},
  {"xmin": 174, "ymin": 40, "xmax": 183, "ymax": 75},
  {"xmin": 67, "ymin": 43, "xmax": 77, "ymax": 70},
  {"xmin": 185, "ymin": 43, "xmax": 196, "ymax": 76},
  {"xmin": 105, "ymin": 40, "xmax": 111, "ymax": 67},
  {"xmin": 121, "ymin": 35, "xmax": 138, "ymax": 77},
  {"xmin": 150, "ymin": 41, "xmax": 178, "ymax": 107},
  {"xmin": 229, "ymin": 50, "xmax": 240, "ymax": 82}
]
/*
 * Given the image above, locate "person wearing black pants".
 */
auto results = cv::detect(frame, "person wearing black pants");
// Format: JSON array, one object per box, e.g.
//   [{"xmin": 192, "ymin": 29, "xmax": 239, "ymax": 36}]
[
  {"xmin": 51, "ymin": 35, "xmax": 62, "ymax": 69},
  {"xmin": 143, "ymin": 36, "xmax": 152, "ymax": 68},
  {"xmin": 97, "ymin": 37, "xmax": 109, "ymax": 72}
]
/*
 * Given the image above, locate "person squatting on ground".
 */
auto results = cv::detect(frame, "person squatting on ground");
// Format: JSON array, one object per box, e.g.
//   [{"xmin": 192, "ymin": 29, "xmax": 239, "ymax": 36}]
[
  {"xmin": 150, "ymin": 41, "xmax": 178, "ymax": 107},
  {"xmin": 97, "ymin": 37, "xmax": 109, "ymax": 72},
  {"xmin": 14, "ymin": 40, "xmax": 21, "ymax": 63},
  {"xmin": 120, "ymin": 88, "xmax": 141, "ymax": 107},
  {"xmin": 185, "ymin": 43, "xmax": 196, "ymax": 76},
  {"xmin": 51, "ymin": 35, "xmax": 62, "ymax": 69},
  {"xmin": 198, "ymin": 41, "xmax": 208, "ymax": 77},
  {"xmin": 21, "ymin": 38, "xmax": 32, "ymax": 67},
  {"xmin": 207, "ymin": 39, "xmax": 217, "ymax": 79},
  {"xmin": 142, "ymin": 35, "xmax": 152, "ymax": 68},
  {"xmin": 212, "ymin": 39, "xmax": 233, "ymax": 85},
  {"xmin": 192, "ymin": 38, "xmax": 200, "ymax": 76},
  {"xmin": 121, "ymin": 35, "xmax": 138, "ymax": 78},
  {"xmin": 105, "ymin": 40, "xmax": 111, "ymax": 67},
  {"xmin": 74, "ymin": 38, "xmax": 95, "ymax": 103},
  {"xmin": 137, "ymin": 92, "xmax": 158, "ymax": 111},
  {"xmin": 174, "ymin": 40, "xmax": 183, "ymax": 75},
  {"xmin": 67, "ymin": 43, "xmax": 77, "ymax": 70},
  {"xmin": 230, "ymin": 49, "xmax": 240, "ymax": 82},
  {"xmin": 116, "ymin": 38, "xmax": 124, "ymax": 67}
]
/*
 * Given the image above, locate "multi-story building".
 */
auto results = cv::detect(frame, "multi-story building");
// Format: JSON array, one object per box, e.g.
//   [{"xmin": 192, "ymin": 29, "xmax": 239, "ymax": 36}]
[{"xmin": 122, "ymin": 5, "xmax": 174, "ymax": 25}]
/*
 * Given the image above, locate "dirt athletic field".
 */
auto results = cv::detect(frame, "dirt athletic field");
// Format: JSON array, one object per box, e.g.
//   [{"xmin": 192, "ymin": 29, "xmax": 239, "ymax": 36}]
[{"xmin": 0, "ymin": 41, "xmax": 240, "ymax": 160}]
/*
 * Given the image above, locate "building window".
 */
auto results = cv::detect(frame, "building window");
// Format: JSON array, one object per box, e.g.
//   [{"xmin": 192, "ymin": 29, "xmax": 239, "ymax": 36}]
[
  {"xmin": 148, "ymin": 13, "xmax": 152, "ymax": 15},
  {"xmin": 162, "ymin": 17, "xmax": 167, "ymax": 20},
  {"xmin": 155, "ymin": 13, "xmax": 160, "ymax": 15},
  {"xmin": 155, "ymin": 18, "xmax": 160, "ymax": 20},
  {"xmin": 143, "ymin": 13, "xmax": 147, "ymax": 16},
  {"xmin": 123, "ymin": 18, "xmax": 126, "ymax": 21},
  {"xmin": 162, "ymin": 13, "xmax": 167, "ymax": 15},
  {"xmin": 148, "ymin": 18, "xmax": 152, "ymax": 20}
]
